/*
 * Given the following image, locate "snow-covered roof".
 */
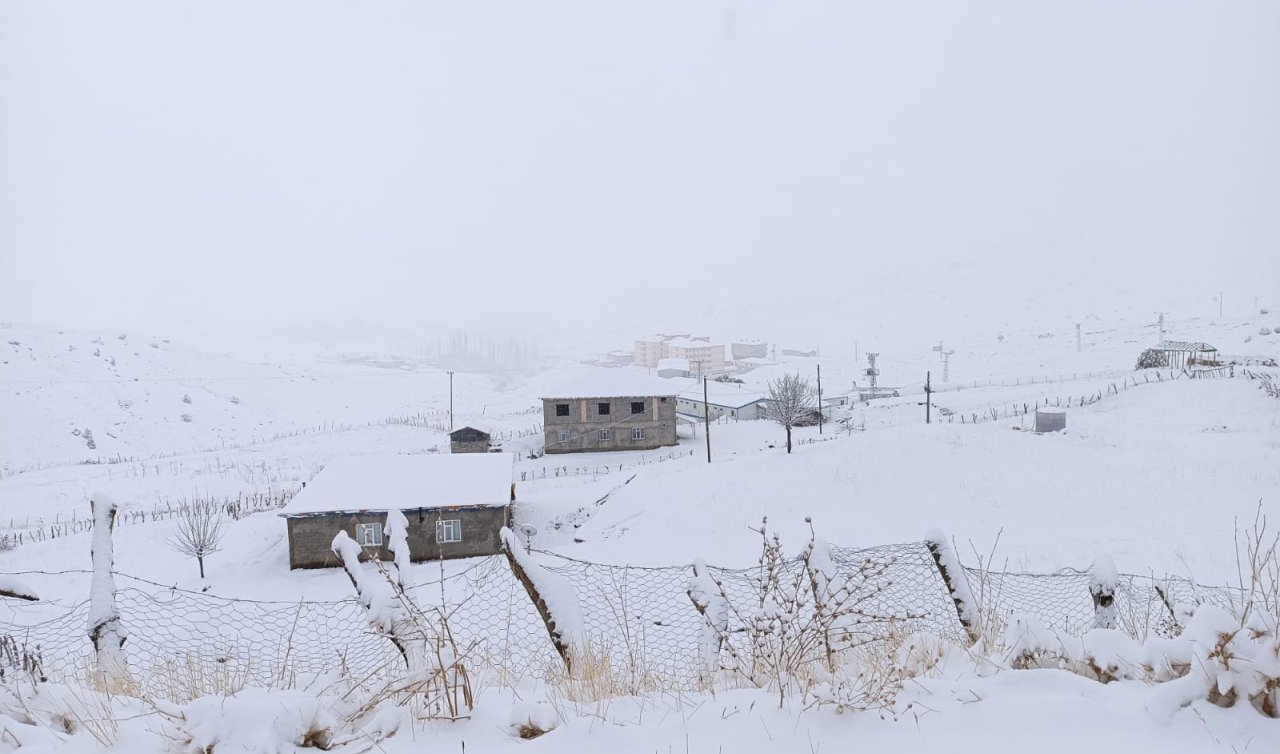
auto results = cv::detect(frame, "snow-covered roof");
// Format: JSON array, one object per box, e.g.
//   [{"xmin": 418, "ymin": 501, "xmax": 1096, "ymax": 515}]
[
  {"xmin": 1158, "ymin": 340, "xmax": 1217, "ymax": 352},
  {"xmin": 665, "ymin": 338, "xmax": 718, "ymax": 350},
  {"xmin": 281, "ymin": 454, "xmax": 513, "ymax": 516},
  {"xmin": 657, "ymin": 357, "xmax": 690, "ymax": 370},
  {"xmin": 677, "ymin": 383, "xmax": 767, "ymax": 409},
  {"xmin": 543, "ymin": 369, "xmax": 679, "ymax": 399}
]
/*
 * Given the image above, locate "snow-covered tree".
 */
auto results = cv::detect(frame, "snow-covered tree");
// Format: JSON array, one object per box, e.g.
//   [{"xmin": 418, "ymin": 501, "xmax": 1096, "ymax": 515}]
[
  {"xmin": 764, "ymin": 372, "xmax": 815, "ymax": 454},
  {"xmin": 167, "ymin": 503, "xmax": 225, "ymax": 579}
]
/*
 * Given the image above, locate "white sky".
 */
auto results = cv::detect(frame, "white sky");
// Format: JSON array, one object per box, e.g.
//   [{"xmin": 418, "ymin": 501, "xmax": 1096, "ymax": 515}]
[{"xmin": 1, "ymin": 1, "xmax": 1276, "ymax": 345}]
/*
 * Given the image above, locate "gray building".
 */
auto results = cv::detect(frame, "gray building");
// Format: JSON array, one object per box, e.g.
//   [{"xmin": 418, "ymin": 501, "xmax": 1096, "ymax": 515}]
[
  {"xmin": 542, "ymin": 370, "xmax": 679, "ymax": 454},
  {"xmin": 731, "ymin": 340, "xmax": 769, "ymax": 360},
  {"xmin": 449, "ymin": 426, "xmax": 491, "ymax": 454},
  {"xmin": 279, "ymin": 454, "xmax": 514, "ymax": 569}
]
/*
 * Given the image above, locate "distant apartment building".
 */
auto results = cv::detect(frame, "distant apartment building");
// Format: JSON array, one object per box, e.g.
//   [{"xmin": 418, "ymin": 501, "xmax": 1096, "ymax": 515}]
[
  {"xmin": 664, "ymin": 338, "xmax": 725, "ymax": 376},
  {"xmin": 634, "ymin": 334, "xmax": 725, "ymax": 374}
]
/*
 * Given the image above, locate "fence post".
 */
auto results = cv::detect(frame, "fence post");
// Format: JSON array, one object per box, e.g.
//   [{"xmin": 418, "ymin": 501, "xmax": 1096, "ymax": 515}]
[
  {"xmin": 925, "ymin": 533, "xmax": 980, "ymax": 643},
  {"xmin": 499, "ymin": 529, "xmax": 578, "ymax": 674},
  {"xmin": 1089, "ymin": 555, "xmax": 1118, "ymax": 630}
]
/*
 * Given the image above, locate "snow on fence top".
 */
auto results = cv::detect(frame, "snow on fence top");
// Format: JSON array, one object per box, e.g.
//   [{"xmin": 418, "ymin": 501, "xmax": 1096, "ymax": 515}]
[
  {"xmin": 542, "ymin": 368, "xmax": 681, "ymax": 400},
  {"xmin": 280, "ymin": 453, "xmax": 514, "ymax": 516}
]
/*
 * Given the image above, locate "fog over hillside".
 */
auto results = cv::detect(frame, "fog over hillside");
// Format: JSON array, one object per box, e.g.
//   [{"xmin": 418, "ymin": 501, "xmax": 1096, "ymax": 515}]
[{"xmin": 2, "ymin": 1, "xmax": 1276, "ymax": 344}]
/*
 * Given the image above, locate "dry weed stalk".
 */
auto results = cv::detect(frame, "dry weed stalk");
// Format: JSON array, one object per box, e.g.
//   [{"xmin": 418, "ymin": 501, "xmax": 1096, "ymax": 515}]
[{"xmin": 688, "ymin": 517, "xmax": 910, "ymax": 708}]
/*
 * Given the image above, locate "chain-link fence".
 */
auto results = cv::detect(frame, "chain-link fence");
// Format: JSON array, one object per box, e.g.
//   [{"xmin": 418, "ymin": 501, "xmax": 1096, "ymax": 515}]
[{"xmin": 0, "ymin": 542, "xmax": 1244, "ymax": 694}]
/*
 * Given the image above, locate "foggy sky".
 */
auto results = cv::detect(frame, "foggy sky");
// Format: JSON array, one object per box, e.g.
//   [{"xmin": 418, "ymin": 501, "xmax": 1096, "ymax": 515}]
[{"xmin": 1, "ymin": 1, "xmax": 1277, "ymax": 344}]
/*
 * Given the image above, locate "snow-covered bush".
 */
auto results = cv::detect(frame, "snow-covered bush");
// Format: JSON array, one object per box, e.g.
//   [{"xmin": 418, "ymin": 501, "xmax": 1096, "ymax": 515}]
[
  {"xmin": 1261, "ymin": 327, "xmax": 1273, "ymax": 336},
  {"xmin": 1135, "ymin": 348, "xmax": 1168, "ymax": 369},
  {"xmin": 688, "ymin": 518, "xmax": 906, "ymax": 709}
]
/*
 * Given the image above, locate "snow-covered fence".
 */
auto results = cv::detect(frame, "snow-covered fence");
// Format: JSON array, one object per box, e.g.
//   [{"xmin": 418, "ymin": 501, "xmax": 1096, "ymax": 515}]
[
  {"xmin": 0, "ymin": 544, "xmax": 1248, "ymax": 695},
  {"xmin": 0, "ymin": 489, "xmax": 297, "ymax": 552},
  {"xmin": 934, "ymin": 366, "xmax": 1245, "ymax": 427}
]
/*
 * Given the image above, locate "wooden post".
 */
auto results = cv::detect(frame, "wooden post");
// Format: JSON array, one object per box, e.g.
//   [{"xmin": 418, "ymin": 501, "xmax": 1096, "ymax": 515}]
[
  {"xmin": 925, "ymin": 537, "xmax": 979, "ymax": 643},
  {"xmin": 925, "ymin": 371, "xmax": 932, "ymax": 424},
  {"xmin": 703, "ymin": 377, "xmax": 712, "ymax": 463},
  {"xmin": 816, "ymin": 363, "xmax": 823, "ymax": 434},
  {"xmin": 501, "ymin": 537, "xmax": 574, "ymax": 674}
]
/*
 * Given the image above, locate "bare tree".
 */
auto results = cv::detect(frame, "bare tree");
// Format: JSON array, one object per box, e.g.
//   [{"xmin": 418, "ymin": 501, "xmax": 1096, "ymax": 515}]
[
  {"xmin": 167, "ymin": 503, "xmax": 225, "ymax": 578},
  {"xmin": 765, "ymin": 372, "xmax": 815, "ymax": 454}
]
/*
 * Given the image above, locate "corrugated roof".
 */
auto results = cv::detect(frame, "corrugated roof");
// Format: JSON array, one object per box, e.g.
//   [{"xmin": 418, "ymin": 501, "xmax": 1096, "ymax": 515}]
[
  {"xmin": 1159, "ymin": 341, "xmax": 1217, "ymax": 351},
  {"xmin": 281, "ymin": 453, "xmax": 513, "ymax": 515}
]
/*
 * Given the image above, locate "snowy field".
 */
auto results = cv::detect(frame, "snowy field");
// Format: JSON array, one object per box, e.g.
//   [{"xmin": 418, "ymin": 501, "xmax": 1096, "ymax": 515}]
[{"xmin": 2, "ymin": 313, "xmax": 1279, "ymax": 752}]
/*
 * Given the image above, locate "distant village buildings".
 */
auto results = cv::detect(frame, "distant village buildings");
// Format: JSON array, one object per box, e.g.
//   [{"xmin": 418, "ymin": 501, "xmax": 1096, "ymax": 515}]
[
  {"xmin": 541, "ymin": 371, "xmax": 679, "ymax": 454},
  {"xmin": 633, "ymin": 334, "xmax": 726, "ymax": 375}
]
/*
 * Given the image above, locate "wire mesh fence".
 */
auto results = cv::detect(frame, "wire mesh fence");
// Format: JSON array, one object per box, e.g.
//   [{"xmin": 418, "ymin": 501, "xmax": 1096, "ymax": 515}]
[{"xmin": 0, "ymin": 542, "xmax": 1245, "ymax": 694}]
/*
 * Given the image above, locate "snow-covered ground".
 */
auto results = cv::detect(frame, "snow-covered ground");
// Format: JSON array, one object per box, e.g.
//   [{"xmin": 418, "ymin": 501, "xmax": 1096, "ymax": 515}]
[{"xmin": 1, "ymin": 312, "xmax": 1278, "ymax": 751}]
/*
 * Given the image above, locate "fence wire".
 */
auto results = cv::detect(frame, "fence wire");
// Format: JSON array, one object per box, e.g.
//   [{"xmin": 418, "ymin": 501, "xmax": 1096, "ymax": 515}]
[{"xmin": 0, "ymin": 544, "xmax": 1246, "ymax": 694}]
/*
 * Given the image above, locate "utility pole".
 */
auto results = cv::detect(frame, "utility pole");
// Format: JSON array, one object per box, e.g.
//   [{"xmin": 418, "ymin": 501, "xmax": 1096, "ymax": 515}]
[
  {"xmin": 448, "ymin": 371, "xmax": 456, "ymax": 430},
  {"xmin": 702, "ymin": 376, "xmax": 712, "ymax": 463},
  {"xmin": 925, "ymin": 370, "xmax": 932, "ymax": 424},
  {"xmin": 865, "ymin": 353, "xmax": 879, "ymax": 399},
  {"xmin": 1218, "ymin": 291, "xmax": 1224, "ymax": 317},
  {"xmin": 1157, "ymin": 312, "xmax": 1166, "ymax": 343},
  {"xmin": 1076, "ymin": 323, "xmax": 1081, "ymax": 353},
  {"xmin": 816, "ymin": 363, "xmax": 823, "ymax": 435}
]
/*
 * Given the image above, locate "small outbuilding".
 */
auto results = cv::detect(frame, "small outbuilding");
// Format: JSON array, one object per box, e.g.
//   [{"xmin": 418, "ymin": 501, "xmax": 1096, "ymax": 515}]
[
  {"xmin": 1034, "ymin": 407, "xmax": 1067, "ymax": 433},
  {"xmin": 280, "ymin": 454, "xmax": 514, "ymax": 569},
  {"xmin": 449, "ymin": 426, "xmax": 491, "ymax": 454},
  {"xmin": 1157, "ymin": 341, "xmax": 1219, "ymax": 368}
]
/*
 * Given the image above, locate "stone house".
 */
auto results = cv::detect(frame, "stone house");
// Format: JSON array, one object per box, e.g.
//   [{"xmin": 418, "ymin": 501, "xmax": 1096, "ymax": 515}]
[
  {"xmin": 542, "ymin": 370, "xmax": 679, "ymax": 454},
  {"xmin": 279, "ymin": 454, "xmax": 514, "ymax": 569},
  {"xmin": 449, "ymin": 426, "xmax": 491, "ymax": 454}
]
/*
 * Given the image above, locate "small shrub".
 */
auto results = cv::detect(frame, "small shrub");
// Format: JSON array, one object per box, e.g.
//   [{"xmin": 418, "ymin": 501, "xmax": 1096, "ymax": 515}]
[
  {"xmin": 1261, "ymin": 328, "xmax": 1273, "ymax": 336},
  {"xmin": 182, "ymin": 394, "xmax": 192, "ymax": 404},
  {"xmin": 181, "ymin": 414, "xmax": 193, "ymax": 423}
]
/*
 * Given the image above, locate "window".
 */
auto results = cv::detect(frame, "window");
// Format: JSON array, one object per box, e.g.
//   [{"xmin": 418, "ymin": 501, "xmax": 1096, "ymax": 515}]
[
  {"xmin": 597, "ymin": 402, "xmax": 611, "ymax": 415},
  {"xmin": 632, "ymin": 427, "xmax": 645, "ymax": 440},
  {"xmin": 555, "ymin": 403, "xmax": 570, "ymax": 417},
  {"xmin": 599, "ymin": 429, "xmax": 611, "ymax": 441},
  {"xmin": 355, "ymin": 522, "xmax": 382, "ymax": 547},
  {"xmin": 630, "ymin": 401, "xmax": 645, "ymax": 414},
  {"xmin": 436, "ymin": 519, "xmax": 462, "ymax": 543},
  {"xmin": 557, "ymin": 430, "xmax": 571, "ymax": 443}
]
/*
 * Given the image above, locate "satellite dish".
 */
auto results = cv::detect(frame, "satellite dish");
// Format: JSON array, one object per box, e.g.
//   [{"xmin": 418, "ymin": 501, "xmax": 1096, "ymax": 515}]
[{"xmin": 518, "ymin": 524, "xmax": 539, "ymax": 538}]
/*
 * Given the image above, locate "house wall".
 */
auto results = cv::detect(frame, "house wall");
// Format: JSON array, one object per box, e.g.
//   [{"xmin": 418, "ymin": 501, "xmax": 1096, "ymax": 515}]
[
  {"xmin": 450, "ymin": 440, "xmax": 490, "ymax": 454},
  {"xmin": 676, "ymin": 397, "xmax": 766, "ymax": 420},
  {"xmin": 542, "ymin": 395, "xmax": 678, "ymax": 453},
  {"xmin": 285, "ymin": 505, "xmax": 510, "ymax": 569}
]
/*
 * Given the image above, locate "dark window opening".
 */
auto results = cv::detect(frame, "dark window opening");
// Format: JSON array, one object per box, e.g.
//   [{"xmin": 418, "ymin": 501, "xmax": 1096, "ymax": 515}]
[
  {"xmin": 555, "ymin": 403, "xmax": 570, "ymax": 417},
  {"xmin": 597, "ymin": 402, "xmax": 610, "ymax": 415},
  {"xmin": 631, "ymin": 401, "xmax": 645, "ymax": 414}
]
